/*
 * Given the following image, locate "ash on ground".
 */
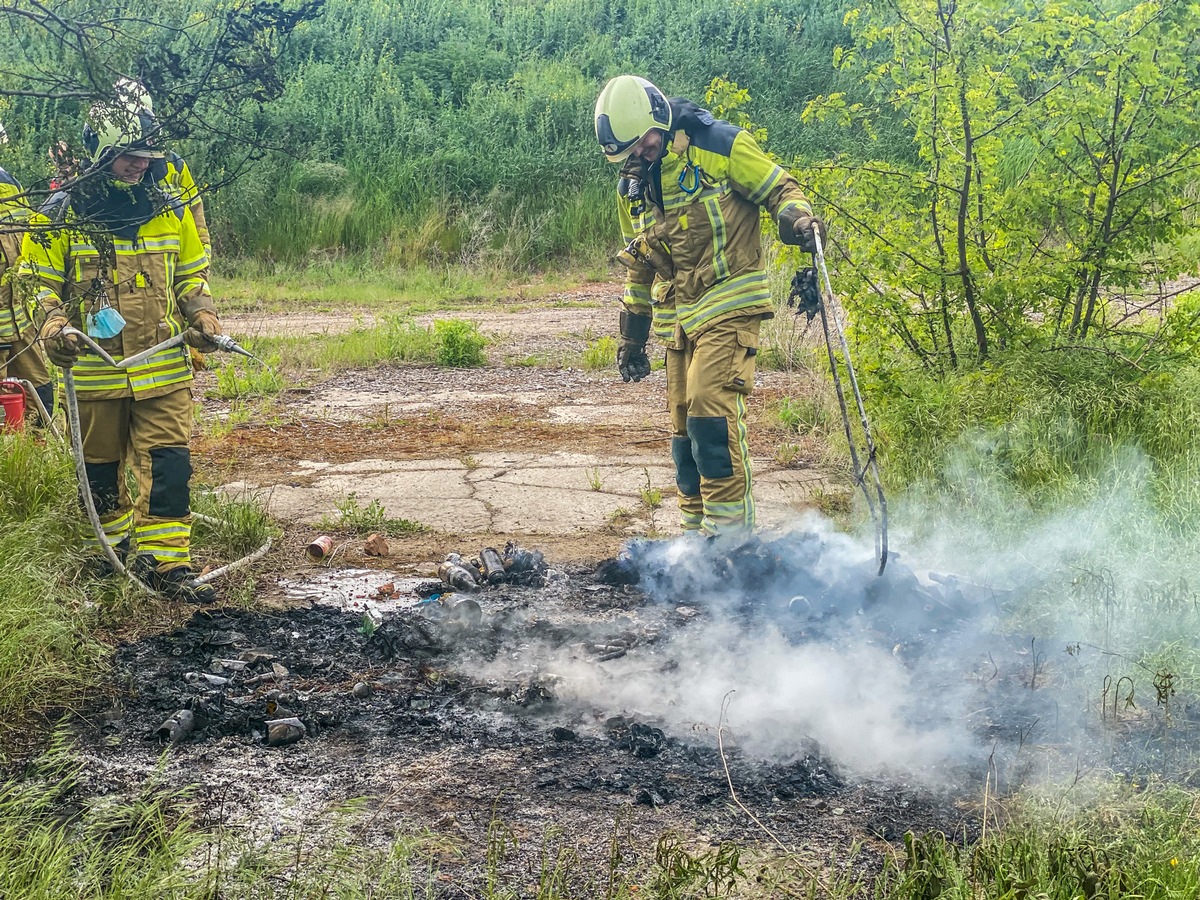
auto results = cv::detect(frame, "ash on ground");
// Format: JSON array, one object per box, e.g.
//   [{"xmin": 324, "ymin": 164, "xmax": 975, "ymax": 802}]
[{"xmin": 64, "ymin": 529, "xmax": 1192, "ymax": 885}]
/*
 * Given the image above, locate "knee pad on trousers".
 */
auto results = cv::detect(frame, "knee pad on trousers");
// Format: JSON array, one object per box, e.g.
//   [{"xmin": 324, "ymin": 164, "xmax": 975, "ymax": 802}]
[
  {"xmin": 149, "ymin": 446, "xmax": 193, "ymax": 519},
  {"xmin": 686, "ymin": 415, "xmax": 734, "ymax": 479},
  {"xmin": 671, "ymin": 435, "xmax": 701, "ymax": 496},
  {"xmin": 85, "ymin": 460, "xmax": 121, "ymax": 515}
]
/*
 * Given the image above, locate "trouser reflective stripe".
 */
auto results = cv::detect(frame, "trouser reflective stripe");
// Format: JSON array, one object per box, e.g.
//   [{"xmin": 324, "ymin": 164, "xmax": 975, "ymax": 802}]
[
  {"xmin": 665, "ymin": 314, "xmax": 760, "ymax": 537},
  {"xmin": 76, "ymin": 387, "xmax": 195, "ymax": 571},
  {"xmin": 81, "ymin": 509, "xmax": 132, "ymax": 549}
]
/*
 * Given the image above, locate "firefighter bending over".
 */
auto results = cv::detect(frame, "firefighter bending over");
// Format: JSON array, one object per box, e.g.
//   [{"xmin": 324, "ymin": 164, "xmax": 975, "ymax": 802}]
[{"xmin": 594, "ymin": 75, "xmax": 825, "ymax": 536}]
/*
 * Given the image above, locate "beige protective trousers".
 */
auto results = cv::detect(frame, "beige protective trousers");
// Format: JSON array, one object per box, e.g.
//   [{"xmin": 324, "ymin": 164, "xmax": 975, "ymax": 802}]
[
  {"xmin": 76, "ymin": 386, "xmax": 195, "ymax": 571},
  {"xmin": 0, "ymin": 328, "xmax": 50, "ymax": 385},
  {"xmin": 665, "ymin": 313, "xmax": 762, "ymax": 535}
]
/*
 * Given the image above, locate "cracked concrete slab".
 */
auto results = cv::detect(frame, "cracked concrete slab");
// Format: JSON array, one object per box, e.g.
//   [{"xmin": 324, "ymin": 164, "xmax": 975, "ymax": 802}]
[{"xmin": 222, "ymin": 452, "xmax": 833, "ymax": 535}]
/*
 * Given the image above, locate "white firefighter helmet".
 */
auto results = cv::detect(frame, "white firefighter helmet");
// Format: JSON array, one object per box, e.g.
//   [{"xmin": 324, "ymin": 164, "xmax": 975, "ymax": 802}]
[
  {"xmin": 82, "ymin": 102, "xmax": 164, "ymax": 165},
  {"xmin": 594, "ymin": 75, "xmax": 672, "ymax": 163}
]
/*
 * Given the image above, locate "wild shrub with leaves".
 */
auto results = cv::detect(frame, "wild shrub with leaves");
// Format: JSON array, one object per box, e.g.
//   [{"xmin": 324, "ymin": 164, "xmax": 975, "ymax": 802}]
[{"xmin": 801, "ymin": 0, "xmax": 1200, "ymax": 365}]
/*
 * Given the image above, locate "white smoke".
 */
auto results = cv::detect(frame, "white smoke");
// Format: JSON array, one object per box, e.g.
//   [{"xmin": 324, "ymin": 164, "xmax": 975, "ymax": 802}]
[{"xmin": 472, "ymin": 447, "xmax": 1200, "ymax": 785}]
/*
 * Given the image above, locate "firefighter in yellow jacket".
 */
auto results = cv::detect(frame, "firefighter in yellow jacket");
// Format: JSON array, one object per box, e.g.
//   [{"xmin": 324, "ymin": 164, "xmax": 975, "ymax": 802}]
[
  {"xmin": 595, "ymin": 75, "xmax": 826, "ymax": 536},
  {"xmin": 110, "ymin": 79, "xmax": 212, "ymax": 259},
  {"xmin": 0, "ymin": 130, "xmax": 53, "ymax": 416},
  {"xmin": 23, "ymin": 103, "xmax": 223, "ymax": 602}
]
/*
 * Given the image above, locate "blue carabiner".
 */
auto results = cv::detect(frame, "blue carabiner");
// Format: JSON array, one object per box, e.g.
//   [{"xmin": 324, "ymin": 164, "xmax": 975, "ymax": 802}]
[{"xmin": 678, "ymin": 163, "xmax": 702, "ymax": 196}]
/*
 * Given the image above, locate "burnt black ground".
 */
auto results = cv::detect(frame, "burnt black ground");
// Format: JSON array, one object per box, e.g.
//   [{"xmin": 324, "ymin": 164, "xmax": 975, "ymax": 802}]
[{"xmin": 66, "ymin": 563, "xmax": 983, "ymax": 891}]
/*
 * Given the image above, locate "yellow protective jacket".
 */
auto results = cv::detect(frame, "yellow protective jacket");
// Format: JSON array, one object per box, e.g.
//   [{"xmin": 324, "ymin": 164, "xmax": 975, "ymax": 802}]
[
  {"xmin": 151, "ymin": 152, "xmax": 210, "ymax": 259},
  {"xmin": 0, "ymin": 167, "xmax": 33, "ymax": 342},
  {"xmin": 617, "ymin": 99, "xmax": 812, "ymax": 344},
  {"xmin": 22, "ymin": 188, "xmax": 215, "ymax": 399}
]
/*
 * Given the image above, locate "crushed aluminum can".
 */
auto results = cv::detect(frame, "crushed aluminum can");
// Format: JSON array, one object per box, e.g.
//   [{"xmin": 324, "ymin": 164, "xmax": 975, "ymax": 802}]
[
  {"xmin": 155, "ymin": 709, "xmax": 195, "ymax": 744},
  {"xmin": 265, "ymin": 717, "xmax": 306, "ymax": 746},
  {"xmin": 447, "ymin": 596, "xmax": 483, "ymax": 628},
  {"xmin": 306, "ymin": 535, "xmax": 334, "ymax": 562},
  {"xmin": 184, "ymin": 671, "xmax": 230, "ymax": 688}
]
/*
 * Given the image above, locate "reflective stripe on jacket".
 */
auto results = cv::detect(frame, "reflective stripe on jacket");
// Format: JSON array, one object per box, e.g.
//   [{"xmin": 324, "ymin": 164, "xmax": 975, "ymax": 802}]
[
  {"xmin": 617, "ymin": 101, "xmax": 812, "ymax": 343},
  {"xmin": 152, "ymin": 153, "xmax": 210, "ymax": 259},
  {"xmin": 0, "ymin": 169, "xmax": 33, "ymax": 341},
  {"xmin": 21, "ymin": 191, "xmax": 215, "ymax": 399}
]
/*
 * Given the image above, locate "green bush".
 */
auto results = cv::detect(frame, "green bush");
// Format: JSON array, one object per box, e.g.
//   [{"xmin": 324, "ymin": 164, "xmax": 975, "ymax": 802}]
[
  {"xmin": 433, "ymin": 318, "xmax": 487, "ymax": 367},
  {"xmin": 868, "ymin": 348, "xmax": 1200, "ymax": 530},
  {"xmin": 581, "ymin": 335, "xmax": 617, "ymax": 371}
]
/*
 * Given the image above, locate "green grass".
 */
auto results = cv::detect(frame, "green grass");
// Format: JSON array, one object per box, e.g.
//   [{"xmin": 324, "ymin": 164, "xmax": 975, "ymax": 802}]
[
  {"xmin": 211, "ymin": 356, "xmax": 286, "ymax": 400},
  {"xmin": 192, "ymin": 487, "xmax": 280, "ymax": 561},
  {"xmin": 317, "ymin": 493, "xmax": 426, "ymax": 537},
  {"xmin": 212, "ymin": 259, "xmax": 599, "ymax": 315},
  {"xmin": 0, "ymin": 434, "xmax": 104, "ymax": 727},
  {"xmin": 581, "ymin": 335, "xmax": 618, "ymax": 372},
  {"xmin": 238, "ymin": 316, "xmax": 488, "ymax": 377},
  {"xmin": 0, "ymin": 431, "xmax": 282, "ymax": 731},
  {"xmin": 0, "ymin": 745, "xmax": 206, "ymax": 897},
  {"xmin": 867, "ymin": 350, "xmax": 1200, "ymax": 532},
  {"xmin": 5, "ymin": 747, "xmax": 1200, "ymax": 899}
]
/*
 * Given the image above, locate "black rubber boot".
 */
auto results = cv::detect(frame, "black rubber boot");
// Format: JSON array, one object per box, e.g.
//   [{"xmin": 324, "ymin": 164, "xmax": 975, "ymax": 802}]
[
  {"xmin": 89, "ymin": 537, "xmax": 131, "ymax": 578},
  {"xmin": 133, "ymin": 554, "xmax": 217, "ymax": 604},
  {"xmin": 151, "ymin": 565, "xmax": 218, "ymax": 605}
]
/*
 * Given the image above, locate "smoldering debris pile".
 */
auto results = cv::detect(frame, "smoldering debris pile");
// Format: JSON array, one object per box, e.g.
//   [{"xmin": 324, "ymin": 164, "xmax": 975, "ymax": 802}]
[
  {"xmin": 595, "ymin": 529, "xmax": 1002, "ymax": 644},
  {"xmin": 86, "ymin": 525, "xmax": 1200, "ymax": 812},
  {"xmin": 437, "ymin": 541, "xmax": 549, "ymax": 592}
]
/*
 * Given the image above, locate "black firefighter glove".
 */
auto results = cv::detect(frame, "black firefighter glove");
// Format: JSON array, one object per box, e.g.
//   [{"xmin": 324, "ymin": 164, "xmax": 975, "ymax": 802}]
[
  {"xmin": 617, "ymin": 309, "xmax": 652, "ymax": 383},
  {"xmin": 40, "ymin": 312, "xmax": 80, "ymax": 368},
  {"xmin": 779, "ymin": 209, "xmax": 828, "ymax": 254}
]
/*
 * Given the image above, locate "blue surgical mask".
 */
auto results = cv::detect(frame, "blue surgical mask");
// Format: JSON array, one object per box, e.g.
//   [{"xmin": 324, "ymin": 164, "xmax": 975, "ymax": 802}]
[{"xmin": 87, "ymin": 304, "xmax": 126, "ymax": 339}]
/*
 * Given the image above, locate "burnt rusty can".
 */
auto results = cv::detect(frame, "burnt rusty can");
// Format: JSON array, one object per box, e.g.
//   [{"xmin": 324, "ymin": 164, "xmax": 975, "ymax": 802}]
[
  {"xmin": 479, "ymin": 547, "xmax": 507, "ymax": 585},
  {"xmin": 306, "ymin": 535, "xmax": 334, "ymax": 561},
  {"xmin": 265, "ymin": 717, "xmax": 307, "ymax": 746},
  {"xmin": 438, "ymin": 560, "xmax": 481, "ymax": 593}
]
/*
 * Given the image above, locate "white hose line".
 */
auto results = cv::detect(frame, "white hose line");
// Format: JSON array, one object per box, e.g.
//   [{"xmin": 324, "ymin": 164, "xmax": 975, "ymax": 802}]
[
  {"xmin": 191, "ymin": 512, "xmax": 273, "ymax": 585},
  {"xmin": 63, "ymin": 368, "xmax": 157, "ymax": 597}
]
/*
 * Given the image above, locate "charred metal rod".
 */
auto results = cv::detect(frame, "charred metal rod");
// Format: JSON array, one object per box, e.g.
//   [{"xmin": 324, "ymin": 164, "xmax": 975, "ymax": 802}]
[{"xmin": 811, "ymin": 232, "xmax": 889, "ymax": 575}]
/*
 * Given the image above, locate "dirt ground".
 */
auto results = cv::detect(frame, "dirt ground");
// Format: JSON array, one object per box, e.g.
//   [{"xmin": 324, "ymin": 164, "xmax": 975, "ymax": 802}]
[{"xmin": 63, "ymin": 284, "xmax": 983, "ymax": 890}]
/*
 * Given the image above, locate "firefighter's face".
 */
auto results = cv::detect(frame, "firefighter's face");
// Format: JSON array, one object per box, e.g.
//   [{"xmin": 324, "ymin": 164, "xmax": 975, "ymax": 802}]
[
  {"xmin": 110, "ymin": 153, "xmax": 149, "ymax": 184},
  {"xmin": 630, "ymin": 129, "xmax": 665, "ymax": 162}
]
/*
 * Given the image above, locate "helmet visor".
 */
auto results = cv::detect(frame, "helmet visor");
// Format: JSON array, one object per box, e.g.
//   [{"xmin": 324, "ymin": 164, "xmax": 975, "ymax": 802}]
[
  {"xmin": 596, "ymin": 114, "xmax": 642, "ymax": 163},
  {"xmin": 121, "ymin": 146, "xmax": 165, "ymax": 159}
]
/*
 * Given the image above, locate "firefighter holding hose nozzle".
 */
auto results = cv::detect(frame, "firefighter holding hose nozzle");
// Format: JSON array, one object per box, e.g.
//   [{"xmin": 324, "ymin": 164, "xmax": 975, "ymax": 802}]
[{"xmin": 21, "ymin": 100, "xmax": 224, "ymax": 603}]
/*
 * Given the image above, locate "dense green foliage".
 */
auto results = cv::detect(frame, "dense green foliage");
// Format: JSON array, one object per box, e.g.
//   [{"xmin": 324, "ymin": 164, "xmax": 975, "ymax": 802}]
[
  {"xmin": 804, "ymin": 0, "xmax": 1200, "ymax": 363},
  {"xmin": 868, "ymin": 347, "xmax": 1200, "ymax": 532},
  {"xmin": 0, "ymin": 0, "xmax": 881, "ymax": 267}
]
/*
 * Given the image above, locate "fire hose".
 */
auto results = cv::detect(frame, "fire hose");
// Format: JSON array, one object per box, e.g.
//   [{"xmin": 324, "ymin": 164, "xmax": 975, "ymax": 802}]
[
  {"xmin": 59, "ymin": 327, "xmax": 272, "ymax": 597},
  {"xmin": 788, "ymin": 234, "xmax": 889, "ymax": 575}
]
